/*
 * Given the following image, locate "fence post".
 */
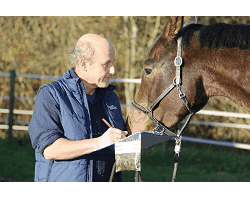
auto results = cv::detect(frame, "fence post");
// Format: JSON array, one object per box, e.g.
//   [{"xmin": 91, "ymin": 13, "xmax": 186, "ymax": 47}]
[{"xmin": 7, "ymin": 69, "xmax": 16, "ymax": 143}]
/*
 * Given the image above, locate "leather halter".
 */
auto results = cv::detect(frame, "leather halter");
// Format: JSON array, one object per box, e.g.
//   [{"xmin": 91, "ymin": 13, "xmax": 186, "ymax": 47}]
[{"xmin": 131, "ymin": 36, "xmax": 195, "ymax": 137}]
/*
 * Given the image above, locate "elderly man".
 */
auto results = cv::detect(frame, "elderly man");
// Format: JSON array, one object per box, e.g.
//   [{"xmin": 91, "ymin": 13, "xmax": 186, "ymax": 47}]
[{"xmin": 29, "ymin": 34, "xmax": 128, "ymax": 182}]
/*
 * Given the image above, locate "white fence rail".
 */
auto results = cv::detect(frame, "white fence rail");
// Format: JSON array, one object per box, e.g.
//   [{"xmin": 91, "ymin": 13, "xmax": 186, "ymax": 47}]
[
  {"xmin": 1, "ymin": 73, "xmax": 250, "ymax": 150},
  {"xmin": 0, "ymin": 124, "xmax": 29, "ymax": 131},
  {"xmin": 1, "ymin": 108, "xmax": 250, "ymax": 130},
  {"xmin": 181, "ymin": 136, "xmax": 250, "ymax": 150},
  {"xmin": 197, "ymin": 110, "xmax": 250, "ymax": 119},
  {"xmin": 1, "ymin": 107, "xmax": 250, "ymax": 150},
  {"xmin": 0, "ymin": 108, "xmax": 33, "ymax": 115}
]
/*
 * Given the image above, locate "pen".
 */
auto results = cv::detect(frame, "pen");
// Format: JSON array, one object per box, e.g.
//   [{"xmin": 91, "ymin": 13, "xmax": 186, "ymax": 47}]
[
  {"xmin": 102, "ymin": 118, "xmax": 125, "ymax": 139},
  {"xmin": 102, "ymin": 118, "xmax": 113, "ymax": 128}
]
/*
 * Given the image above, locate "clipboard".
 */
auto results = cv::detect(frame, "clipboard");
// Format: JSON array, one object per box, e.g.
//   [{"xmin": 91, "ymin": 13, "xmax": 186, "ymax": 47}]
[{"xmin": 88, "ymin": 132, "xmax": 177, "ymax": 172}]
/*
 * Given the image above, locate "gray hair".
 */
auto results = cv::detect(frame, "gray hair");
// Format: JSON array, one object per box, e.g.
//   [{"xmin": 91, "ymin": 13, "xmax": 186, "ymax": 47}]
[{"xmin": 69, "ymin": 42, "xmax": 95, "ymax": 66}]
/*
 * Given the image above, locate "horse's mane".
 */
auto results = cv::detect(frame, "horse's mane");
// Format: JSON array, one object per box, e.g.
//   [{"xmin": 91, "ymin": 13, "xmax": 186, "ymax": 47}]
[{"xmin": 181, "ymin": 23, "xmax": 250, "ymax": 50}]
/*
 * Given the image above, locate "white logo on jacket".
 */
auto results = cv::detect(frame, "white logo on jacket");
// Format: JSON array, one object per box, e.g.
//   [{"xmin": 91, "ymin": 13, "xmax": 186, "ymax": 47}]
[{"xmin": 106, "ymin": 103, "xmax": 117, "ymax": 122}]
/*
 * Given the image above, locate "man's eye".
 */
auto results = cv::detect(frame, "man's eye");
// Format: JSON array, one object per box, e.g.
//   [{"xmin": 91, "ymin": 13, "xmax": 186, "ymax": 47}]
[
  {"xmin": 102, "ymin": 64, "xmax": 108, "ymax": 68},
  {"xmin": 144, "ymin": 68, "xmax": 153, "ymax": 75}
]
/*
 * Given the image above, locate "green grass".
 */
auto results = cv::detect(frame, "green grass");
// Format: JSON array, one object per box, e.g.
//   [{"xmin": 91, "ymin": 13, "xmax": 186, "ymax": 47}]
[
  {"xmin": 122, "ymin": 141, "xmax": 250, "ymax": 182},
  {"xmin": 0, "ymin": 137, "xmax": 35, "ymax": 182},
  {"xmin": 0, "ymin": 137, "xmax": 249, "ymax": 182}
]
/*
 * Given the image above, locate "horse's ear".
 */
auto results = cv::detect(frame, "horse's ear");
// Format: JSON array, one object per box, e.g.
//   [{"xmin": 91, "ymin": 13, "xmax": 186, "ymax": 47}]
[{"xmin": 162, "ymin": 16, "xmax": 183, "ymax": 42}]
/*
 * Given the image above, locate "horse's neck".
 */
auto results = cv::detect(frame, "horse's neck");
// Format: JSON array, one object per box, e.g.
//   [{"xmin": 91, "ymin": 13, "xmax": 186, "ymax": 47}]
[{"xmin": 202, "ymin": 49, "xmax": 250, "ymax": 112}]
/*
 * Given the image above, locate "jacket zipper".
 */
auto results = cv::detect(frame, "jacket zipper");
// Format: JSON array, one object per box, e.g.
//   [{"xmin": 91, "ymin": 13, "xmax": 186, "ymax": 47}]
[{"xmin": 46, "ymin": 159, "xmax": 54, "ymax": 182}]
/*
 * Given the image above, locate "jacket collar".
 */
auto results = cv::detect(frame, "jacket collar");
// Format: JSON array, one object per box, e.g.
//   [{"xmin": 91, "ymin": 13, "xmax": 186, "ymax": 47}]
[
  {"xmin": 63, "ymin": 68, "xmax": 116, "ymax": 103},
  {"xmin": 63, "ymin": 68, "xmax": 82, "ymax": 91}
]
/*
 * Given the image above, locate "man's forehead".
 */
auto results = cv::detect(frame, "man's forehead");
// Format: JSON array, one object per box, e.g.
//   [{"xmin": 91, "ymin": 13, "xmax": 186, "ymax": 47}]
[
  {"xmin": 96, "ymin": 40, "xmax": 115, "ymax": 59},
  {"xmin": 98, "ymin": 51, "xmax": 115, "ymax": 64}
]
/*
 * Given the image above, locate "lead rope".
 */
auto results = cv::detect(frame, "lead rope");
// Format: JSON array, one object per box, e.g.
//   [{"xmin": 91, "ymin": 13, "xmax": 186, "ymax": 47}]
[
  {"xmin": 171, "ymin": 128, "xmax": 182, "ymax": 182},
  {"xmin": 135, "ymin": 171, "xmax": 142, "ymax": 182},
  {"xmin": 109, "ymin": 162, "xmax": 116, "ymax": 182}
]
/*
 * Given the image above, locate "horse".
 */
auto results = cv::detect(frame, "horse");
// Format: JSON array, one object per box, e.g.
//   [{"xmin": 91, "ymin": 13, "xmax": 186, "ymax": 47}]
[{"xmin": 127, "ymin": 16, "xmax": 250, "ymax": 136}]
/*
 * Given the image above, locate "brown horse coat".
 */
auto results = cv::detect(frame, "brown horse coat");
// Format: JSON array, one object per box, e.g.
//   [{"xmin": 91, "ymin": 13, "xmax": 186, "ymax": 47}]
[{"xmin": 127, "ymin": 16, "xmax": 250, "ymax": 134}]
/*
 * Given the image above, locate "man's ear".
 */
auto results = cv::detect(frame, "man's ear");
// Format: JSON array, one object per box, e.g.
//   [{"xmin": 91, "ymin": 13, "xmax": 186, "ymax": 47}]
[{"xmin": 77, "ymin": 58, "xmax": 88, "ymax": 72}]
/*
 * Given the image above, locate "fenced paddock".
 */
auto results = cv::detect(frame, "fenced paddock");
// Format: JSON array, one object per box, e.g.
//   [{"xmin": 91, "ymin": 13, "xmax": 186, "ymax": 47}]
[{"xmin": 1, "ymin": 71, "xmax": 250, "ymax": 150}]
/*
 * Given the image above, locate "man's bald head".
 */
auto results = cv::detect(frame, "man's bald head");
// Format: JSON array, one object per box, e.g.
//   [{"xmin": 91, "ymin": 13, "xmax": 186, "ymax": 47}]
[
  {"xmin": 76, "ymin": 34, "xmax": 106, "ymax": 47},
  {"xmin": 69, "ymin": 34, "xmax": 115, "ymax": 67}
]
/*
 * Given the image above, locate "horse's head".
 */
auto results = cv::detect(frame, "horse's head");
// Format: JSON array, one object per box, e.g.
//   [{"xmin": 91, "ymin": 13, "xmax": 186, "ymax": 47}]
[{"xmin": 127, "ymin": 16, "xmax": 209, "ymax": 135}]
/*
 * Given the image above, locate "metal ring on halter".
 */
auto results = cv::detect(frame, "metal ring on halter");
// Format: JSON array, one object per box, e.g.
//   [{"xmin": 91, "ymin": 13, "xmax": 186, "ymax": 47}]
[
  {"xmin": 177, "ymin": 88, "xmax": 186, "ymax": 99},
  {"xmin": 176, "ymin": 86, "xmax": 185, "ymax": 98},
  {"xmin": 153, "ymin": 124, "xmax": 165, "ymax": 134},
  {"xmin": 173, "ymin": 77, "xmax": 180, "ymax": 86},
  {"xmin": 173, "ymin": 77, "xmax": 182, "ymax": 86},
  {"xmin": 174, "ymin": 56, "xmax": 183, "ymax": 67},
  {"xmin": 179, "ymin": 93, "xmax": 186, "ymax": 99}
]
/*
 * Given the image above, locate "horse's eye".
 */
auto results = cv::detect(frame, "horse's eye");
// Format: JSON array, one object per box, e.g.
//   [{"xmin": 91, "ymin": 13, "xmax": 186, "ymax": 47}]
[{"xmin": 144, "ymin": 68, "xmax": 153, "ymax": 75}]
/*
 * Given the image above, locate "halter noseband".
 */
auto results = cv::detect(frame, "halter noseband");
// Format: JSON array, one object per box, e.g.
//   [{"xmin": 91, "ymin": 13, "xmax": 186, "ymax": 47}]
[{"xmin": 131, "ymin": 36, "xmax": 195, "ymax": 137}]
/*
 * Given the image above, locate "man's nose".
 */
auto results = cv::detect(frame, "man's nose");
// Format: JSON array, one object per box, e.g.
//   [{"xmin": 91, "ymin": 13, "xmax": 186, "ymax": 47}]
[{"xmin": 109, "ymin": 66, "xmax": 115, "ymax": 75}]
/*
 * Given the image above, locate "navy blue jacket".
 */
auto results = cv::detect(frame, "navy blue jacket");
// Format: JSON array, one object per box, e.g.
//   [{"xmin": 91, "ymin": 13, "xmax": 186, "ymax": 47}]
[{"xmin": 29, "ymin": 68, "xmax": 124, "ymax": 182}]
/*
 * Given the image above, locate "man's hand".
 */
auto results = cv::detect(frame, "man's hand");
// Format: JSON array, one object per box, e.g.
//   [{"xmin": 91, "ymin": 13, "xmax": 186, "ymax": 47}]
[{"xmin": 98, "ymin": 128, "xmax": 128, "ymax": 148}]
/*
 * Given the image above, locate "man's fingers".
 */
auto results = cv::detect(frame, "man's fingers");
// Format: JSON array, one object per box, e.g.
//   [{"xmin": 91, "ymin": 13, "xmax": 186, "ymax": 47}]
[{"xmin": 108, "ymin": 128, "xmax": 128, "ymax": 140}]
